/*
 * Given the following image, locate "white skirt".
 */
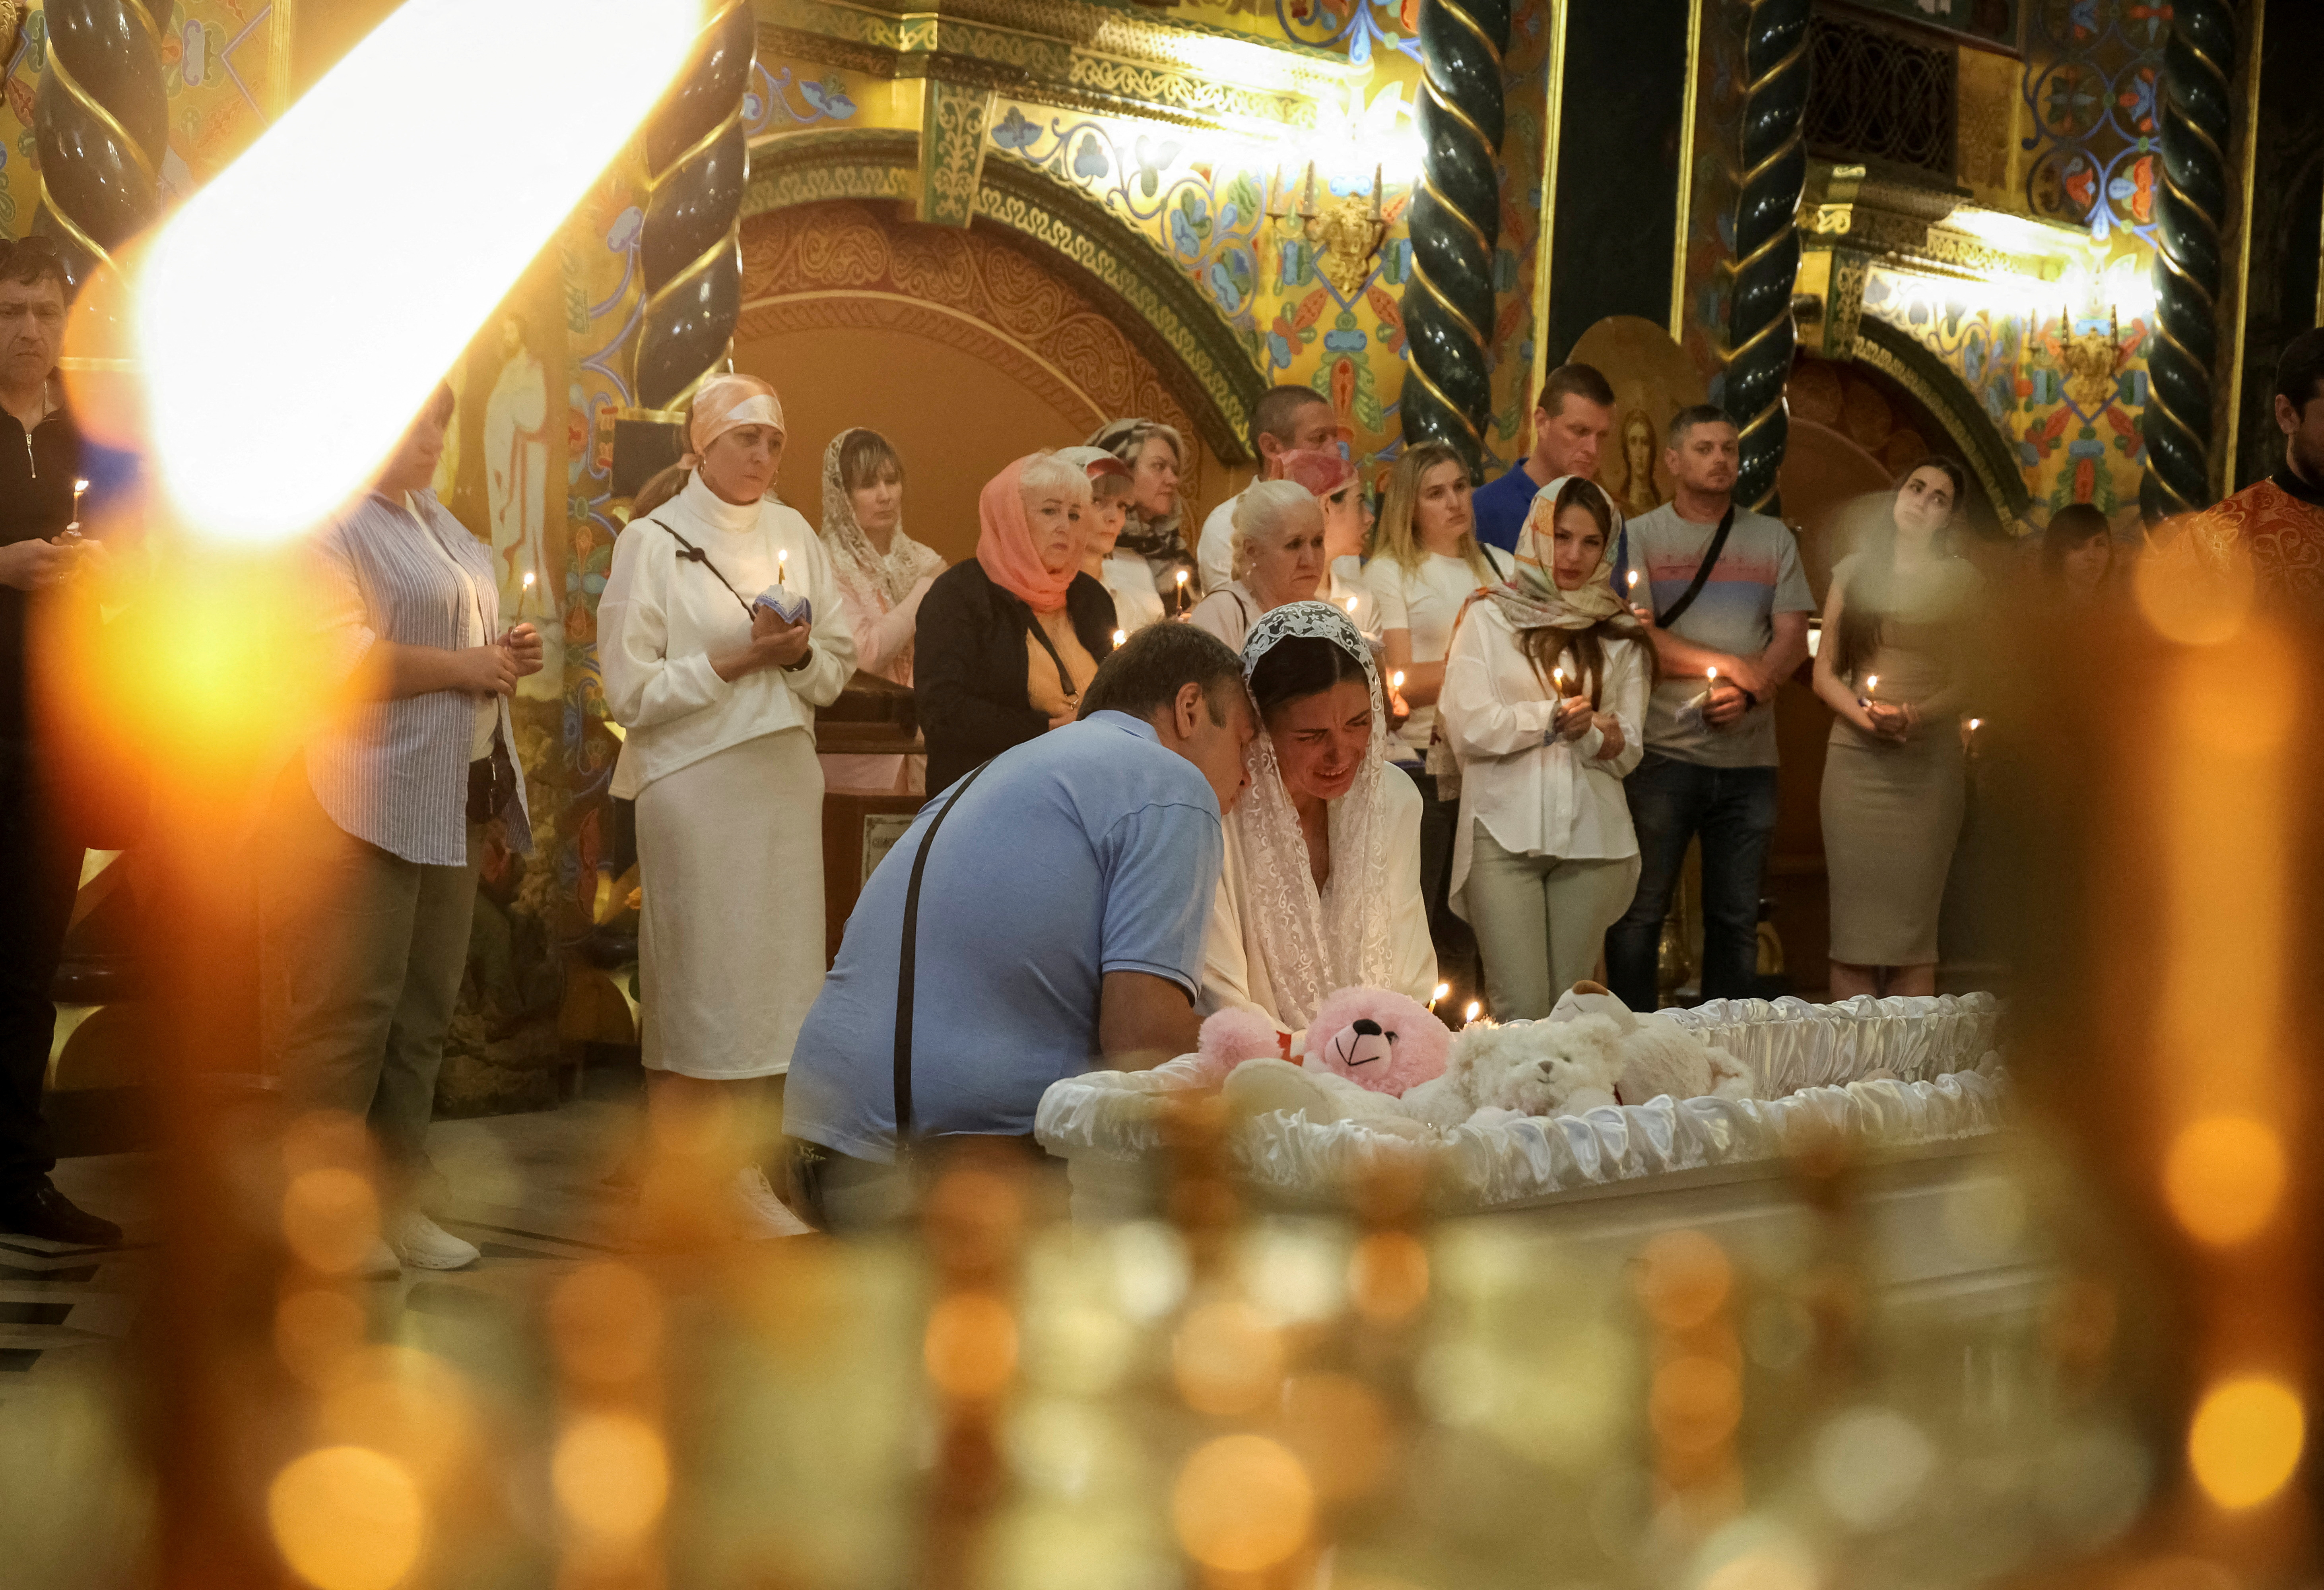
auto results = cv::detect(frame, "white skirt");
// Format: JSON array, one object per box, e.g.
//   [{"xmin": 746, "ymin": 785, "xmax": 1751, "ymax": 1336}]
[{"xmin": 635, "ymin": 728, "xmax": 825, "ymax": 1078}]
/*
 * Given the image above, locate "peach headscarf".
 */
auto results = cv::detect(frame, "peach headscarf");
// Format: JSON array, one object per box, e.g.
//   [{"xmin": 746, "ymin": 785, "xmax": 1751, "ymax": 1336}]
[
  {"xmin": 680, "ymin": 373, "xmax": 784, "ymax": 467},
  {"xmin": 976, "ymin": 455, "xmax": 1077, "ymax": 613}
]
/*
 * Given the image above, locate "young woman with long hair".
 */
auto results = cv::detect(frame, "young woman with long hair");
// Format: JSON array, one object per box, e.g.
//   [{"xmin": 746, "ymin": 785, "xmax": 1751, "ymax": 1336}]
[
  {"xmin": 1439, "ymin": 475, "xmax": 1652, "ymax": 1016},
  {"xmin": 1810, "ymin": 458, "xmax": 1984, "ymax": 999}
]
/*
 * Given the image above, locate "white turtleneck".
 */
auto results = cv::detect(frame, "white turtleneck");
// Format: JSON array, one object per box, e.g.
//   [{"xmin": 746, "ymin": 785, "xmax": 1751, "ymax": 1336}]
[{"xmin": 599, "ymin": 472, "xmax": 857, "ymax": 799}]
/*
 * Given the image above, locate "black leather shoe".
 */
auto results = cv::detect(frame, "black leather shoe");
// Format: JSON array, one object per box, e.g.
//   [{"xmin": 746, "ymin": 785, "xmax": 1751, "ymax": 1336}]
[{"xmin": 0, "ymin": 1181, "xmax": 124, "ymax": 1247}]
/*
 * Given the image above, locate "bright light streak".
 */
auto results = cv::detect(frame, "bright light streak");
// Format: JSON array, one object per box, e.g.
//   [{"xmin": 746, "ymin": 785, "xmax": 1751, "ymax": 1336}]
[{"xmin": 134, "ymin": 0, "xmax": 707, "ymax": 542}]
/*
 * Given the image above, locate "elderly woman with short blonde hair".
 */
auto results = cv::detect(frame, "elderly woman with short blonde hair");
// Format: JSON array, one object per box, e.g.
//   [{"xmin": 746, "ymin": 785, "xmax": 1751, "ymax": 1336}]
[{"xmin": 913, "ymin": 452, "xmax": 1119, "ymax": 796}]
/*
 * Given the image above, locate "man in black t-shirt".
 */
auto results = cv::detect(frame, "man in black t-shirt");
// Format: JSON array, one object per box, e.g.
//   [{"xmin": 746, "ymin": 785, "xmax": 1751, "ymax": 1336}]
[{"xmin": 0, "ymin": 237, "xmax": 121, "ymax": 1246}]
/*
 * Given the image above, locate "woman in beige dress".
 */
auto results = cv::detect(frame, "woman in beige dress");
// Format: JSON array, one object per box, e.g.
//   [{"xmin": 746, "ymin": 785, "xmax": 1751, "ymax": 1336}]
[{"xmin": 1812, "ymin": 458, "xmax": 1983, "ymax": 999}]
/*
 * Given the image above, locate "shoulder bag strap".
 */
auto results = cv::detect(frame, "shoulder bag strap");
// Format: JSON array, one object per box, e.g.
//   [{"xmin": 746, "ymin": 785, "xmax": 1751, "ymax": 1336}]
[
  {"xmin": 1650, "ymin": 505, "xmax": 1736, "ymax": 630},
  {"xmin": 643, "ymin": 516, "xmax": 756, "ymax": 620},
  {"xmin": 894, "ymin": 757, "xmax": 996, "ymax": 1156},
  {"xmin": 1023, "ymin": 613, "xmax": 1083, "ymax": 708}
]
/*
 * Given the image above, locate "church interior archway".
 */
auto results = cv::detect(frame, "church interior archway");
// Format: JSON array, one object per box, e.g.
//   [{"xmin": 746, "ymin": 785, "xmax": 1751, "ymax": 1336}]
[{"xmin": 734, "ymin": 199, "xmax": 1235, "ymax": 563}]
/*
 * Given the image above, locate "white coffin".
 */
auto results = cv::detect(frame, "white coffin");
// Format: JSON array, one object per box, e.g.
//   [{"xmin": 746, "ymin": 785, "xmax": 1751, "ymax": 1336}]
[{"xmin": 1035, "ymin": 993, "xmax": 2008, "ymax": 1221}]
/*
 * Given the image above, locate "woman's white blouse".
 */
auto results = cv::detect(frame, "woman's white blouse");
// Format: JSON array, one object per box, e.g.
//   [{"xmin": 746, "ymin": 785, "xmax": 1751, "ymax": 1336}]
[
  {"xmin": 1439, "ymin": 605, "xmax": 1647, "ymax": 912},
  {"xmin": 1200, "ymin": 766, "xmax": 1437, "ymax": 1027},
  {"xmin": 1101, "ymin": 553, "xmax": 1166, "ymax": 632},
  {"xmin": 600, "ymin": 474, "xmax": 857, "ymax": 799},
  {"xmin": 1364, "ymin": 546, "xmax": 1511, "ymax": 759}
]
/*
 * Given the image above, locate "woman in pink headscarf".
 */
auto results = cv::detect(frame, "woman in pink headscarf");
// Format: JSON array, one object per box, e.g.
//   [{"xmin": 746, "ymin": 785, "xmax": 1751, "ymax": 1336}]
[
  {"xmin": 912, "ymin": 452, "xmax": 1118, "ymax": 797},
  {"xmin": 600, "ymin": 373, "xmax": 857, "ymax": 1241}
]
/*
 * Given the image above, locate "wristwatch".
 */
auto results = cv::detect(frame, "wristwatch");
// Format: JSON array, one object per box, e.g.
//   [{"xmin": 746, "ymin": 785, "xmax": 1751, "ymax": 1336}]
[{"xmin": 783, "ymin": 645, "xmax": 814, "ymax": 673}]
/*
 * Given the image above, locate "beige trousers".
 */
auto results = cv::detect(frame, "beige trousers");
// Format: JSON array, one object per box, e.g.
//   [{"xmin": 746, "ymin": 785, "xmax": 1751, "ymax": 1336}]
[{"xmin": 1464, "ymin": 824, "xmax": 1640, "ymax": 1021}]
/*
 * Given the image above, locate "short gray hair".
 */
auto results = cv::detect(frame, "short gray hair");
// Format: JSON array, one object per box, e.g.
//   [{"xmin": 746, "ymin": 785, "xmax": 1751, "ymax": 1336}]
[
  {"xmin": 1019, "ymin": 452, "xmax": 1095, "ymax": 504},
  {"xmin": 1228, "ymin": 479, "xmax": 1322, "ymax": 581}
]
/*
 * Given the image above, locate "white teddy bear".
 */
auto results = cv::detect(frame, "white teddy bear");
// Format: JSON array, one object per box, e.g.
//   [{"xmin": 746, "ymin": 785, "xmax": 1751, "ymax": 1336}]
[
  {"xmin": 1399, "ymin": 983, "xmax": 1755, "ymax": 1129},
  {"xmin": 1222, "ymin": 983, "xmax": 1754, "ymax": 1134}
]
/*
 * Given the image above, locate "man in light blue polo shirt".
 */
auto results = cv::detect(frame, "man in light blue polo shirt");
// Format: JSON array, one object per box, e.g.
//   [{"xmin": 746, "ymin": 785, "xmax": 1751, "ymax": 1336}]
[{"xmin": 782, "ymin": 623, "xmax": 1254, "ymax": 1226}]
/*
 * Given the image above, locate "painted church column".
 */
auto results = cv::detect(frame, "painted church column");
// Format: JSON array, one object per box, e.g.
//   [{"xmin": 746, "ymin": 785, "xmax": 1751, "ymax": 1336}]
[
  {"xmin": 1720, "ymin": 0, "xmax": 1811, "ymax": 512},
  {"xmin": 1400, "ymin": 0, "xmax": 1511, "ymax": 474},
  {"xmin": 615, "ymin": 0, "xmax": 757, "ymax": 493},
  {"xmin": 32, "ymin": 0, "xmax": 169, "ymax": 291}
]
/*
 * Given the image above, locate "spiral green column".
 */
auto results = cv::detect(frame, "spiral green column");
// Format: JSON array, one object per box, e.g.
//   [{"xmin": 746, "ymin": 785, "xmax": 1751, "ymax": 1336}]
[
  {"xmin": 632, "ymin": 0, "xmax": 756, "ymax": 415},
  {"xmin": 1399, "ymin": 0, "xmax": 1511, "ymax": 476},
  {"xmin": 31, "ymin": 0, "xmax": 169, "ymax": 291},
  {"xmin": 2139, "ymin": 0, "xmax": 2236, "ymax": 522},
  {"xmin": 1722, "ymin": 0, "xmax": 1811, "ymax": 512}
]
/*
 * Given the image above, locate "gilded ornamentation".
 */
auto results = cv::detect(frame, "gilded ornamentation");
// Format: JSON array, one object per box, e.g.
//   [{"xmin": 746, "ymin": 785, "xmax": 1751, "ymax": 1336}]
[
  {"xmin": 2051, "ymin": 307, "xmax": 2135, "ymax": 417},
  {"xmin": 917, "ymin": 77, "xmax": 995, "ymax": 227},
  {"xmin": 1854, "ymin": 317, "xmax": 2031, "ymax": 525},
  {"xmin": 1266, "ymin": 164, "xmax": 1386, "ymax": 301}
]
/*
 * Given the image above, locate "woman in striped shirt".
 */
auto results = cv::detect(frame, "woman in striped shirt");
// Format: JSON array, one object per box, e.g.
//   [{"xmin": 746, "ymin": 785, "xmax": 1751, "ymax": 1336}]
[{"xmin": 272, "ymin": 384, "xmax": 540, "ymax": 1275}]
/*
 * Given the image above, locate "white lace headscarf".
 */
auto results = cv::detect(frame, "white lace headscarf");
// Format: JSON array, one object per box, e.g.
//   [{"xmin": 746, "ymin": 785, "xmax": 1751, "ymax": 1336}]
[
  {"xmin": 818, "ymin": 429, "xmax": 945, "ymax": 681},
  {"xmin": 1233, "ymin": 600, "xmax": 1396, "ymax": 1030}
]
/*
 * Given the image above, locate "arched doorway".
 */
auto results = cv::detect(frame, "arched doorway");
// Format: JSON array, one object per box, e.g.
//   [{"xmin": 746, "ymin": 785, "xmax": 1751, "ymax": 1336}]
[{"xmin": 735, "ymin": 198, "xmax": 1240, "ymax": 564}]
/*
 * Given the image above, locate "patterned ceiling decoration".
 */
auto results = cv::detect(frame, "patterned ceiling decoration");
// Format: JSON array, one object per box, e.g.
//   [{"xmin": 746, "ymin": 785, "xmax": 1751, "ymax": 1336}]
[{"xmin": 2019, "ymin": 0, "xmax": 2167, "ymax": 243}]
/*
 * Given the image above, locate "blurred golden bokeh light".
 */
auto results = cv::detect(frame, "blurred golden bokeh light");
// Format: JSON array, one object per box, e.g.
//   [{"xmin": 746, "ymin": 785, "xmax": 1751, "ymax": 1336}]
[
  {"xmin": 924, "ymin": 1291, "xmax": 1019, "ymax": 1402},
  {"xmin": 2165, "ymin": 1116, "xmax": 2287, "ymax": 1247},
  {"xmin": 1172, "ymin": 1299, "xmax": 1285, "ymax": 1416},
  {"xmin": 281, "ymin": 1167, "xmax": 382, "ymax": 1276},
  {"xmin": 1171, "ymin": 1434, "xmax": 1314, "ymax": 1573},
  {"xmin": 553, "ymin": 1412, "xmax": 671, "ymax": 1543},
  {"xmin": 2188, "ymin": 1377, "xmax": 2305, "ymax": 1511},
  {"xmin": 548, "ymin": 1262, "xmax": 665, "ymax": 1387},
  {"xmin": 267, "ymin": 1445, "xmax": 426, "ymax": 1590}
]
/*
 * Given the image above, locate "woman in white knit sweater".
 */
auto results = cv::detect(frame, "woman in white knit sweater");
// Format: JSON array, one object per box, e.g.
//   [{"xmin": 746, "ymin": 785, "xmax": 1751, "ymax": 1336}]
[{"xmin": 600, "ymin": 374, "xmax": 856, "ymax": 1239}]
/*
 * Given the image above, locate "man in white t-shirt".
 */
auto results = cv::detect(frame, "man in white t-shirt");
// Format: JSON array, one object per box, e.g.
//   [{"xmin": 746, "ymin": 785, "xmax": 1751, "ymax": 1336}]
[{"xmin": 1198, "ymin": 386, "xmax": 1340, "ymax": 594}]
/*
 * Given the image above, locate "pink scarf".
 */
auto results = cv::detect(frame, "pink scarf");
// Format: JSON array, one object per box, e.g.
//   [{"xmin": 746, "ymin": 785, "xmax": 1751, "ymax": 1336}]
[{"xmin": 975, "ymin": 456, "xmax": 1076, "ymax": 613}]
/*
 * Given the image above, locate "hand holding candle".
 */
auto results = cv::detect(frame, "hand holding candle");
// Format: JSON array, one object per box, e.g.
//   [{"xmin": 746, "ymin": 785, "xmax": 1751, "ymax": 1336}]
[{"xmin": 753, "ymin": 545, "xmax": 813, "ymax": 626}]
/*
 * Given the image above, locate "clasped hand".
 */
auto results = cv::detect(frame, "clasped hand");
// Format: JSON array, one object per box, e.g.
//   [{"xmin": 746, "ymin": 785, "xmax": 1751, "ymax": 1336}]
[
  {"xmin": 1861, "ymin": 700, "xmax": 1912, "ymax": 742},
  {"xmin": 748, "ymin": 603, "xmax": 813, "ymax": 670},
  {"xmin": 0, "ymin": 534, "xmax": 104, "ymax": 593},
  {"xmin": 1551, "ymin": 693, "xmax": 1594, "ymax": 740},
  {"xmin": 455, "ymin": 622, "xmax": 546, "ymax": 698}
]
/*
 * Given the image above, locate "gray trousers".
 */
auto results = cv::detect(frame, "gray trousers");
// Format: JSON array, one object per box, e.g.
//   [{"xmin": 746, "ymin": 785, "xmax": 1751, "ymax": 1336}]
[
  {"xmin": 1465, "ymin": 824, "xmax": 1641, "ymax": 1021},
  {"xmin": 272, "ymin": 771, "xmax": 481, "ymax": 1177}
]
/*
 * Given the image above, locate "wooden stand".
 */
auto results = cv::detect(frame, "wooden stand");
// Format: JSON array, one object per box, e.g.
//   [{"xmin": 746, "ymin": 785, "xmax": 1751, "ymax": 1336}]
[{"xmin": 817, "ymin": 671, "xmax": 925, "ymax": 962}]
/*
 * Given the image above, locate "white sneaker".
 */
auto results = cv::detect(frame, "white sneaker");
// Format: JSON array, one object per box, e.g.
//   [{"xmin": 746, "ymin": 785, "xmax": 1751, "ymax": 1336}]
[
  {"xmin": 388, "ymin": 1211, "xmax": 480, "ymax": 1270},
  {"xmin": 734, "ymin": 1167, "xmax": 812, "ymax": 1239},
  {"xmin": 355, "ymin": 1237, "xmax": 401, "ymax": 1279}
]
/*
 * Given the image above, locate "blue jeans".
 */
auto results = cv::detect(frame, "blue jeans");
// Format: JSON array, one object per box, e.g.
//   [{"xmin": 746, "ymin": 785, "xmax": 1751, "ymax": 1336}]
[{"xmin": 1606, "ymin": 752, "xmax": 1780, "ymax": 1010}]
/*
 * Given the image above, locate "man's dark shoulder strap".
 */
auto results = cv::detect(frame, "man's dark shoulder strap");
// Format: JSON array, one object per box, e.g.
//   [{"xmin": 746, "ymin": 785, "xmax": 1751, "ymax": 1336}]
[
  {"xmin": 1652, "ymin": 505, "xmax": 1738, "ymax": 629},
  {"xmin": 894, "ymin": 758, "xmax": 996, "ymax": 1152}
]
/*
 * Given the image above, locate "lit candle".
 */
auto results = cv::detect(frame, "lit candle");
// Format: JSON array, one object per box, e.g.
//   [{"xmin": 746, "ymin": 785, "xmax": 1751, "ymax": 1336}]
[
  {"xmin": 1553, "ymin": 665, "xmax": 1566, "ymax": 695},
  {"xmin": 1706, "ymin": 666, "xmax": 1719, "ymax": 689},
  {"xmin": 1391, "ymin": 669, "xmax": 1405, "ymax": 691},
  {"xmin": 1112, "ymin": 628, "xmax": 1127, "ymax": 648},
  {"xmin": 1626, "ymin": 570, "xmax": 1639, "ymax": 592},
  {"xmin": 70, "ymin": 477, "xmax": 88, "ymax": 530},
  {"xmin": 1865, "ymin": 673, "xmax": 1879, "ymax": 699},
  {"xmin": 522, "ymin": 569, "xmax": 535, "ymax": 591},
  {"xmin": 777, "ymin": 547, "xmax": 789, "ymax": 588},
  {"xmin": 1430, "ymin": 981, "xmax": 1450, "ymax": 1008},
  {"xmin": 1345, "ymin": 596, "xmax": 1360, "ymax": 615},
  {"xmin": 1464, "ymin": 1000, "xmax": 1481, "ymax": 1024}
]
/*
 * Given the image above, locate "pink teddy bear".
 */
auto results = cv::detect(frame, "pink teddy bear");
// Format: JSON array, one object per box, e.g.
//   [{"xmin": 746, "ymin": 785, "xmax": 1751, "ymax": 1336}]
[{"xmin": 1194, "ymin": 986, "xmax": 1451, "ymax": 1097}]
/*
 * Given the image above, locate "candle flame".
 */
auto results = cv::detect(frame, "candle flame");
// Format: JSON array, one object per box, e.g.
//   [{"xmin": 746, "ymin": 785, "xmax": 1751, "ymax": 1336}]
[
  {"xmin": 1345, "ymin": 597, "xmax": 1359, "ymax": 614},
  {"xmin": 522, "ymin": 570, "xmax": 535, "ymax": 588},
  {"xmin": 1390, "ymin": 670, "xmax": 1405, "ymax": 689},
  {"xmin": 1176, "ymin": 569, "xmax": 1190, "ymax": 587},
  {"xmin": 1112, "ymin": 629, "xmax": 1127, "ymax": 648},
  {"xmin": 1464, "ymin": 1001, "xmax": 1481, "ymax": 1023},
  {"xmin": 74, "ymin": 478, "xmax": 89, "ymax": 494},
  {"xmin": 1431, "ymin": 982, "xmax": 1450, "ymax": 1004},
  {"xmin": 111, "ymin": 0, "xmax": 704, "ymax": 542},
  {"xmin": 1866, "ymin": 674, "xmax": 1879, "ymax": 694},
  {"xmin": 1968, "ymin": 717, "xmax": 1982, "ymax": 730},
  {"xmin": 1626, "ymin": 570, "xmax": 1639, "ymax": 588}
]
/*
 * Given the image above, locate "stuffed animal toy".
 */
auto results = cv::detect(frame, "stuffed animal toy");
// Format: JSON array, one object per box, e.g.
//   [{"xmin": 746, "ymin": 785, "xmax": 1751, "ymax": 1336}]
[
  {"xmin": 1194, "ymin": 987, "xmax": 1450, "ymax": 1097},
  {"xmin": 1547, "ymin": 982, "xmax": 1754, "ymax": 1106},
  {"xmin": 1398, "ymin": 1012, "xmax": 1628, "ymax": 1129},
  {"xmin": 1198, "ymin": 988, "xmax": 1453, "ymax": 1140}
]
